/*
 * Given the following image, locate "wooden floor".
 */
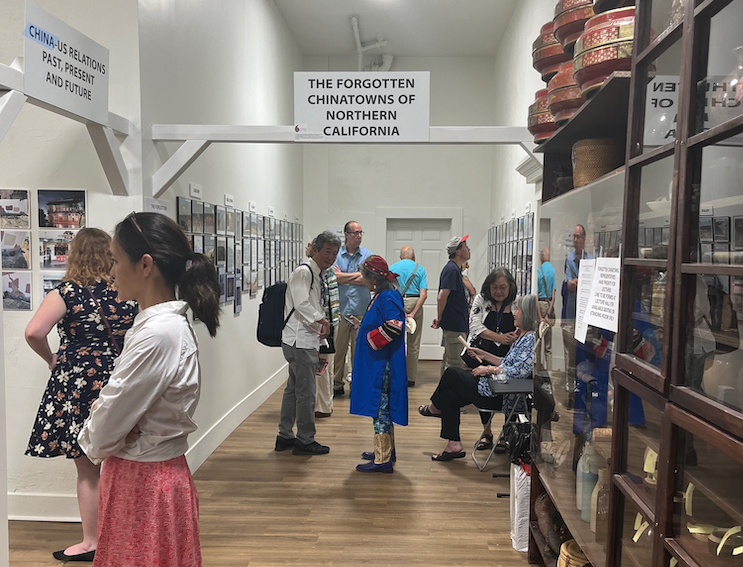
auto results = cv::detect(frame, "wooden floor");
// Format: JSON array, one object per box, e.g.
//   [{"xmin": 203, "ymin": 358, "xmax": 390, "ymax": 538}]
[{"xmin": 9, "ymin": 361, "xmax": 530, "ymax": 566}]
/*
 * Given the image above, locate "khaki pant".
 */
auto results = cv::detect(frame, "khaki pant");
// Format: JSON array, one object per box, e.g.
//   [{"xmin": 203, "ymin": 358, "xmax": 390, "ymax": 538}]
[
  {"xmin": 562, "ymin": 323, "xmax": 576, "ymax": 401},
  {"xmin": 403, "ymin": 296, "xmax": 424, "ymax": 384},
  {"xmin": 315, "ymin": 353, "xmax": 334, "ymax": 414},
  {"xmin": 441, "ymin": 329, "xmax": 467, "ymax": 375},
  {"xmin": 538, "ymin": 300, "xmax": 553, "ymax": 369},
  {"xmin": 333, "ymin": 316, "xmax": 359, "ymax": 389}
]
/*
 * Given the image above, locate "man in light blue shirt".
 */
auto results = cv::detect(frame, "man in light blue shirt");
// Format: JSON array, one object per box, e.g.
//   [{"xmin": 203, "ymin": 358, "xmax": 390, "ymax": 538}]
[
  {"xmin": 562, "ymin": 224, "xmax": 593, "ymax": 408},
  {"xmin": 390, "ymin": 246, "xmax": 428, "ymax": 387},
  {"xmin": 537, "ymin": 248, "xmax": 556, "ymax": 368},
  {"xmin": 331, "ymin": 220, "xmax": 372, "ymax": 397}
]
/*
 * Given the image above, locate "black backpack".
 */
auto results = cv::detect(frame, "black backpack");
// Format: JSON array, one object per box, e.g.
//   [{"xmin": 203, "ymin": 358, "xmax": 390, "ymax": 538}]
[{"xmin": 257, "ymin": 265, "xmax": 313, "ymax": 347}]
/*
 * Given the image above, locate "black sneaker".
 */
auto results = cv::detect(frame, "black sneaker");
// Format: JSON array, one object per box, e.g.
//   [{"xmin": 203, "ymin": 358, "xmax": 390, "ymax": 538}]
[
  {"xmin": 274, "ymin": 435, "xmax": 295, "ymax": 452},
  {"xmin": 333, "ymin": 386, "xmax": 345, "ymax": 398},
  {"xmin": 292, "ymin": 441, "xmax": 330, "ymax": 455}
]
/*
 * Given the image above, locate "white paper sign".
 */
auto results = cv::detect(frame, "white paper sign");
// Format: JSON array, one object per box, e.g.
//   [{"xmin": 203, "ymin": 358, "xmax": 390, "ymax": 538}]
[
  {"xmin": 574, "ymin": 258, "xmax": 596, "ymax": 344},
  {"xmin": 583, "ymin": 257, "xmax": 621, "ymax": 332},
  {"xmin": 144, "ymin": 197, "xmax": 171, "ymax": 217},
  {"xmin": 23, "ymin": 1, "xmax": 109, "ymax": 124},
  {"xmin": 294, "ymin": 72, "xmax": 430, "ymax": 142}
]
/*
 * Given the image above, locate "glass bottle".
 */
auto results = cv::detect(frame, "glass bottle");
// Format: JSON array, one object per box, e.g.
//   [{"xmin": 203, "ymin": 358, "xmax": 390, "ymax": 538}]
[
  {"xmin": 578, "ymin": 444, "xmax": 600, "ymax": 522},
  {"xmin": 595, "ymin": 472, "xmax": 610, "ymax": 550},
  {"xmin": 591, "ymin": 467, "xmax": 609, "ymax": 533}
]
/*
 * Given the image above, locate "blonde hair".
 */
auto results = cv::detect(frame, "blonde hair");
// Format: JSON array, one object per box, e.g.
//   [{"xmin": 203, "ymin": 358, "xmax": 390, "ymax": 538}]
[{"xmin": 63, "ymin": 228, "xmax": 113, "ymax": 286}]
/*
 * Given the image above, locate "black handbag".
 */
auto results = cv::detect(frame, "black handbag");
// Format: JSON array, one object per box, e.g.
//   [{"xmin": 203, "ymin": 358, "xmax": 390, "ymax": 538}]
[{"xmin": 319, "ymin": 279, "xmax": 335, "ymax": 354}]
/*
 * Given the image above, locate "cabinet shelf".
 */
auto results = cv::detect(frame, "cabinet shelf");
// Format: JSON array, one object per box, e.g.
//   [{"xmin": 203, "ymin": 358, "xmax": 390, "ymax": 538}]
[
  {"xmin": 536, "ymin": 72, "xmax": 632, "ymax": 155},
  {"xmin": 684, "ymin": 465, "xmax": 743, "ymax": 528},
  {"xmin": 537, "ymin": 461, "xmax": 608, "ymax": 567},
  {"xmin": 529, "ymin": 521, "xmax": 558, "ymax": 567}
]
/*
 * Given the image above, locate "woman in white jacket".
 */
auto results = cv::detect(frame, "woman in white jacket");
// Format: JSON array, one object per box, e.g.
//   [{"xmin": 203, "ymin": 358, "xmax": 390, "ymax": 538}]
[{"xmin": 78, "ymin": 212, "xmax": 221, "ymax": 567}]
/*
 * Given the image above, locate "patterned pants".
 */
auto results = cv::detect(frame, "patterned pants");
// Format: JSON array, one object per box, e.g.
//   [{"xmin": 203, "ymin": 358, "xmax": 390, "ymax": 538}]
[{"xmin": 372, "ymin": 365, "xmax": 395, "ymax": 463}]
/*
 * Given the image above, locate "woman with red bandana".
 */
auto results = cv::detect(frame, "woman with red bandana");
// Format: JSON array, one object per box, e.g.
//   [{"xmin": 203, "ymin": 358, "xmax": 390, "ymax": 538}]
[{"xmin": 350, "ymin": 255, "xmax": 409, "ymax": 473}]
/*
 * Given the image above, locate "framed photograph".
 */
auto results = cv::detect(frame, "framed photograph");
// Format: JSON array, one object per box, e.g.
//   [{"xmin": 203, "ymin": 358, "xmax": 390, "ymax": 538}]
[
  {"xmin": 242, "ymin": 212, "xmax": 251, "ymax": 238},
  {"xmin": 518, "ymin": 216, "xmax": 525, "ymax": 240},
  {"xmin": 259, "ymin": 215, "xmax": 266, "ymax": 239},
  {"xmin": 203, "ymin": 235, "xmax": 216, "ymax": 265},
  {"xmin": 216, "ymin": 205, "xmax": 226, "ymax": 235},
  {"xmin": 661, "ymin": 227, "xmax": 670, "ymax": 245},
  {"xmin": 242, "ymin": 239, "xmax": 251, "ymax": 265},
  {"xmin": 700, "ymin": 242, "xmax": 713, "ymax": 263},
  {"xmin": 714, "ymin": 216, "xmax": 730, "ymax": 243},
  {"xmin": 250, "ymin": 270, "xmax": 258, "ymax": 297},
  {"xmin": 225, "ymin": 208, "xmax": 235, "ymax": 237},
  {"xmin": 226, "ymin": 273, "xmax": 235, "ymax": 302},
  {"xmin": 193, "ymin": 234, "xmax": 204, "ymax": 254},
  {"xmin": 251, "ymin": 238, "xmax": 259, "ymax": 272},
  {"xmin": 242, "ymin": 265, "xmax": 251, "ymax": 292},
  {"xmin": 733, "ymin": 277, "xmax": 743, "ymax": 313},
  {"xmin": 734, "ymin": 217, "xmax": 743, "ymax": 251},
  {"xmin": 234, "ymin": 209, "xmax": 243, "ymax": 237},
  {"xmin": 177, "ymin": 197, "xmax": 192, "ymax": 232},
  {"xmin": 713, "ymin": 242, "xmax": 730, "ymax": 264},
  {"xmin": 218, "ymin": 267, "xmax": 226, "ymax": 304},
  {"xmin": 2, "ymin": 270, "xmax": 32, "ymax": 310},
  {"xmin": 653, "ymin": 227, "xmax": 662, "ymax": 245},
  {"xmin": 191, "ymin": 201, "xmax": 204, "ymax": 233},
  {"xmin": 234, "ymin": 269, "xmax": 242, "ymax": 314},
  {"xmin": 638, "ymin": 228, "xmax": 645, "ymax": 248},
  {"xmin": 203, "ymin": 203, "xmax": 216, "ymax": 234},
  {"xmin": 38, "ymin": 189, "xmax": 86, "ymax": 228},
  {"xmin": 216, "ymin": 236, "xmax": 227, "ymax": 267},
  {"xmin": 41, "ymin": 273, "xmax": 64, "ymax": 297},
  {"xmin": 0, "ymin": 189, "xmax": 30, "ymax": 229},
  {"xmin": 1, "ymin": 230, "xmax": 31, "ymax": 269},
  {"xmin": 699, "ymin": 217, "xmax": 713, "ymax": 242},
  {"xmin": 226, "ymin": 237, "xmax": 235, "ymax": 272}
]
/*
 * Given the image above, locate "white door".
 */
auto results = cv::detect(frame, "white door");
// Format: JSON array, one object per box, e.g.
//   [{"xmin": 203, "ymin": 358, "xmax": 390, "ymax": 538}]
[{"xmin": 386, "ymin": 218, "xmax": 451, "ymax": 360}]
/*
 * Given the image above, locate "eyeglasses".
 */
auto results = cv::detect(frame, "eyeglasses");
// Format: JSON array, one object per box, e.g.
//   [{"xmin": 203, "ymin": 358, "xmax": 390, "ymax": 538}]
[
  {"xmin": 572, "ymin": 233, "xmax": 585, "ymax": 239},
  {"xmin": 126, "ymin": 212, "xmax": 156, "ymax": 258},
  {"xmin": 492, "ymin": 285, "xmax": 510, "ymax": 292},
  {"xmin": 346, "ymin": 230, "xmax": 364, "ymax": 236}
]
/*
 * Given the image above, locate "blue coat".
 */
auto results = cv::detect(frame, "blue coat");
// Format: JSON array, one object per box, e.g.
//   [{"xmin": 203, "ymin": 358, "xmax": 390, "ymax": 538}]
[{"xmin": 350, "ymin": 289, "xmax": 409, "ymax": 426}]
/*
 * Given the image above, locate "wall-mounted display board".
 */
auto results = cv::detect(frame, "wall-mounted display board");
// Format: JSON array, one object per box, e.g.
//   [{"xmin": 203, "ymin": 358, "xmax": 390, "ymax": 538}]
[{"xmin": 488, "ymin": 213, "xmax": 534, "ymax": 296}]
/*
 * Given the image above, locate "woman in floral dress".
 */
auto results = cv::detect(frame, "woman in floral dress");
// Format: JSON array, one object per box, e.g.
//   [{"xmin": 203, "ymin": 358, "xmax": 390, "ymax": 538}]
[{"xmin": 25, "ymin": 228, "xmax": 137, "ymax": 562}]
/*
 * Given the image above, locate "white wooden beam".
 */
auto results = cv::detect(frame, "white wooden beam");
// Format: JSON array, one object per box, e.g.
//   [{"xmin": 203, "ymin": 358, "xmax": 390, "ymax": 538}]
[
  {"xmin": 428, "ymin": 126, "xmax": 532, "ymax": 144},
  {"xmin": 151, "ymin": 124, "xmax": 295, "ymax": 142},
  {"xmin": 0, "ymin": 90, "xmax": 27, "ymax": 144},
  {"xmin": 0, "ymin": 62, "xmax": 23, "ymax": 92},
  {"xmin": 152, "ymin": 139, "xmax": 211, "ymax": 199},
  {"xmin": 87, "ymin": 124, "xmax": 130, "ymax": 196}
]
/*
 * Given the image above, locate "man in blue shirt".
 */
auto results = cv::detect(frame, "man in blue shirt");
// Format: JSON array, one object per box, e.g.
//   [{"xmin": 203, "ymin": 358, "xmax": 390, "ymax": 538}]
[
  {"xmin": 390, "ymin": 246, "xmax": 428, "ymax": 387},
  {"xmin": 332, "ymin": 220, "xmax": 372, "ymax": 397},
  {"xmin": 537, "ymin": 248, "xmax": 556, "ymax": 368},
  {"xmin": 562, "ymin": 224, "xmax": 593, "ymax": 408},
  {"xmin": 432, "ymin": 235, "xmax": 470, "ymax": 374}
]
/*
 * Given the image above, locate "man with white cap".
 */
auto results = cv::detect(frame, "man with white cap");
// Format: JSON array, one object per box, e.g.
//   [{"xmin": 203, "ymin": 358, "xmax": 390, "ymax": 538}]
[{"xmin": 432, "ymin": 235, "xmax": 471, "ymax": 373}]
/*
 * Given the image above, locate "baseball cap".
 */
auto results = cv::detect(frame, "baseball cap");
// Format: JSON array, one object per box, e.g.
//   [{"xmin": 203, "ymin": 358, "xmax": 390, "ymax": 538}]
[{"xmin": 446, "ymin": 235, "xmax": 469, "ymax": 255}]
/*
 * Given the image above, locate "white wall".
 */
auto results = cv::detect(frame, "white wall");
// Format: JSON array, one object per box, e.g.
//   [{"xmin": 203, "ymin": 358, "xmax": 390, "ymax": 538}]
[
  {"xmin": 1, "ymin": 0, "xmax": 141, "ymax": 520},
  {"xmin": 137, "ymin": 0, "xmax": 304, "ymax": 471},
  {"xmin": 489, "ymin": 0, "xmax": 555, "ymax": 231},
  {"xmin": 302, "ymin": 55, "xmax": 498, "ymax": 289}
]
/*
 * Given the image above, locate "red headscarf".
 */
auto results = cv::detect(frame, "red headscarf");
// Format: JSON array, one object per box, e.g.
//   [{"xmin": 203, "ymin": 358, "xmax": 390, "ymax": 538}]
[{"xmin": 363, "ymin": 255, "xmax": 398, "ymax": 282}]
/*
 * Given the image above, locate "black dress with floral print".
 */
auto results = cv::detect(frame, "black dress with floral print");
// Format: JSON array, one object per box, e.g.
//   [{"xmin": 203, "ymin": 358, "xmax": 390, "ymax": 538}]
[{"xmin": 26, "ymin": 280, "xmax": 137, "ymax": 459}]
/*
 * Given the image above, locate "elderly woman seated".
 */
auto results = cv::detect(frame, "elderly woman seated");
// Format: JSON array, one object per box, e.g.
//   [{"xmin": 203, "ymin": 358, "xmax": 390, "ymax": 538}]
[{"xmin": 419, "ymin": 294, "xmax": 538, "ymax": 461}]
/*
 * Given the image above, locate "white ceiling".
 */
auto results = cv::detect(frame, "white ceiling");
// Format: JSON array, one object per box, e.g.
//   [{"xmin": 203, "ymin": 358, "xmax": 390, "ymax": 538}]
[{"xmin": 273, "ymin": 0, "xmax": 521, "ymax": 58}]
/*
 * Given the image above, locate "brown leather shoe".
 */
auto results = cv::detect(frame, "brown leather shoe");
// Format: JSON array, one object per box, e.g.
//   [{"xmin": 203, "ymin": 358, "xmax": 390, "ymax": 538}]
[{"xmin": 315, "ymin": 411, "xmax": 332, "ymax": 418}]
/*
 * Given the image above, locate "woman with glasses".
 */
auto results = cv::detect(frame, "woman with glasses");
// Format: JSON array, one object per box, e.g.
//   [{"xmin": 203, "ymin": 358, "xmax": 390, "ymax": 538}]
[
  {"xmin": 78, "ymin": 212, "xmax": 220, "ymax": 567},
  {"xmin": 25, "ymin": 228, "xmax": 137, "ymax": 562},
  {"xmin": 418, "ymin": 294, "xmax": 537, "ymax": 461},
  {"xmin": 464, "ymin": 268, "xmax": 518, "ymax": 452}
]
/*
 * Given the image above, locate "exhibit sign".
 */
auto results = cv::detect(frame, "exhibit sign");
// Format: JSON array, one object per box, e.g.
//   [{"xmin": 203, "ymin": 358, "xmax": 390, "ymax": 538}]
[
  {"xmin": 583, "ymin": 257, "xmax": 621, "ymax": 333},
  {"xmin": 574, "ymin": 258, "xmax": 596, "ymax": 344},
  {"xmin": 23, "ymin": 0, "xmax": 109, "ymax": 124},
  {"xmin": 294, "ymin": 72, "xmax": 430, "ymax": 142}
]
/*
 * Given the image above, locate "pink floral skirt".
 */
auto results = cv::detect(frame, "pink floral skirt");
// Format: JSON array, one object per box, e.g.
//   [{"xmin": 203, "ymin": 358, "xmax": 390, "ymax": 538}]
[{"xmin": 94, "ymin": 455, "xmax": 202, "ymax": 567}]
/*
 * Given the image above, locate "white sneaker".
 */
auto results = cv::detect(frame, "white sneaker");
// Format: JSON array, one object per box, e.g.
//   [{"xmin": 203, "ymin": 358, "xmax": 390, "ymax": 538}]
[{"xmin": 346, "ymin": 372, "xmax": 352, "ymax": 383}]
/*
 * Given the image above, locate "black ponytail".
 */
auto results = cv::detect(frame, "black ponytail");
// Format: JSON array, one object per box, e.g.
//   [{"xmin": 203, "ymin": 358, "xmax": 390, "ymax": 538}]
[
  {"xmin": 115, "ymin": 212, "xmax": 221, "ymax": 336},
  {"xmin": 179, "ymin": 254, "xmax": 221, "ymax": 336}
]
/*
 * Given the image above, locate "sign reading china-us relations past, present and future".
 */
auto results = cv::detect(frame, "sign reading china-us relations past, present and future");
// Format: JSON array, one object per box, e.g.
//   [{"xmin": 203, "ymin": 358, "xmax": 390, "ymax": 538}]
[
  {"xmin": 294, "ymin": 72, "xmax": 430, "ymax": 142},
  {"xmin": 23, "ymin": 0, "xmax": 109, "ymax": 124}
]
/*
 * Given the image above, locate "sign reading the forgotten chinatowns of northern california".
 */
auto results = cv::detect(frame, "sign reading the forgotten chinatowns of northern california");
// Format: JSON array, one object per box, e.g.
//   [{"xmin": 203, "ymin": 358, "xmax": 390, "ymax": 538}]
[
  {"xmin": 23, "ymin": 0, "xmax": 109, "ymax": 124},
  {"xmin": 294, "ymin": 72, "xmax": 430, "ymax": 142}
]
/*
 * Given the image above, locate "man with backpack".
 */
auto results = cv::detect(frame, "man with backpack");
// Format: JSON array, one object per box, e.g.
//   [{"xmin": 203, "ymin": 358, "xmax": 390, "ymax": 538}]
[{"xmin": 275, "ymin": 231, "xmax": 341, "ymax": 456}]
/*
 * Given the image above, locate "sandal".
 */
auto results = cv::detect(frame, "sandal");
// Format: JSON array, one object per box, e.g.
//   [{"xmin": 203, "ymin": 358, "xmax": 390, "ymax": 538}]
[
  {"xmin": 418, "ymin": 405, "xmax": 441, "ymax": 418},
  {"xmin": 476, "ymin": 433, "xmax": 494, "ymax": 451},
  {"xmin": 431, "ymin": 450, "xmax": 466, "ymax": 461},
  {"xmin": 493, "ymin": 439, "xmax": 508, "ymax": 454}
]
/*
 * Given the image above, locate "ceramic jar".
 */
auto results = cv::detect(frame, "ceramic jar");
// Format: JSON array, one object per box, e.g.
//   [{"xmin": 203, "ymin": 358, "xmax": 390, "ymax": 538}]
[
  {"xmin": 528, "ymin": 88, "xmax": 558, "ymax": 144},
  {"xmin": 553, "ymin": 0, "xmax": 595, "ymax": 54},
  {"xmin": 573, "ymin": 7, "xmax": 637, "ymax": 96},
  {"xmin": 548, "ymin": 60, "xmax": 586, "ymax": 123},
  {"xmin": 533, "ymin": 22, "xmax": 572, "ymax": 82}
]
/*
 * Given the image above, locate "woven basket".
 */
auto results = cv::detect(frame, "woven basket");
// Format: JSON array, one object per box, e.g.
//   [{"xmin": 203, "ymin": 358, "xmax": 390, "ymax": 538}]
[
  {"xmin": 572, "ymin": 138, "xmax": 624, "ymax": 187},
  {"xmin": 557, "ymin": 540, "xmax": 591, "ymax": 567}
]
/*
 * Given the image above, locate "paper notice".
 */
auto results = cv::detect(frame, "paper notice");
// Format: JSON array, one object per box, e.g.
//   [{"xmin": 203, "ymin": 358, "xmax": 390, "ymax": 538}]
[
  {"xmin": 574, "ymin": 258, "xmax": 596, "ymax": 344},
  {"xmin": 583, "ymin": 257, "xmax": 621, "ymax": 332}
]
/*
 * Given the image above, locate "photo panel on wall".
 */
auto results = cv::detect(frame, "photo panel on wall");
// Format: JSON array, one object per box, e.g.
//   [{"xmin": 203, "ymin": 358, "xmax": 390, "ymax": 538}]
[
  {"xmin": 0, "ymin": 189, "xmax": 30, "ymax": 229},
  {"xmin": 38, "ymin": 190, "xmax": 86, "ymax": 229},
  {"xmin": 2, "ymin": 230, "xmax": 31, "ymax": 270},
  {"xmin": 177, "ymin": 197, "xmax": 192, "ymax": 233},
  {"xmin": 203, "ymin": 203, "xmax": 216, "ymax": 234},
  {"xmin": 192, "ymin": 201, "xmax": 204, "ymax": 233},
  {"xmin": 2, "ymin": 270, "xmax": 32, "ymax": 310}
]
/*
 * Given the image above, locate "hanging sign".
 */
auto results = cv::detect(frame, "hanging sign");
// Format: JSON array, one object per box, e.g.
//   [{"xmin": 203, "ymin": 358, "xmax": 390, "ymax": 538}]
[
  {"xmin": 645, "ymin": 74, "xmax": 743, "ymax": 146},
  {"xmin": 23, "ymin": 1, "xmax": 109, "ymax": 124},
  {"xmin": 294, "ymin": 71, "xmax": 430, "ymax": 142},
  {"xmin": 583, "ymin": 257, "xmax": 621, "ymax": 333}
]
